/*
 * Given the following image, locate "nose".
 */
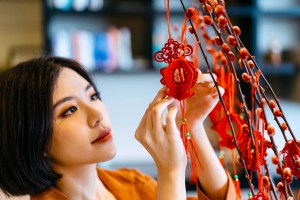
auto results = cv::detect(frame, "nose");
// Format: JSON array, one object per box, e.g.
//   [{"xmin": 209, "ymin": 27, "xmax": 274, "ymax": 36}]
[{"xmin": 86, "ymin": 104, "xmax": 103, "ymax": 128}]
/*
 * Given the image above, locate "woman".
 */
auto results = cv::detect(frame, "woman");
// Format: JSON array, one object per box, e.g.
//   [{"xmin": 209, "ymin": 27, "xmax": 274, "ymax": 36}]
[{"xmin": 0, "ymin": 56, "xmax": 236, "ymax": 200}]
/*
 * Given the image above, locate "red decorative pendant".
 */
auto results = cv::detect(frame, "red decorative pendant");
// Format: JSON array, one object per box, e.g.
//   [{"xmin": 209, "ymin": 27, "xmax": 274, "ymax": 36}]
[
  {"xmin": 160, "ymin": 59, "xmax": 198, "ymax": 100},
  {"xmin": 154, "ymin": 38, "xmax": 198, "ymax": 100},
  {"xmin": 280, "ymin": 140, "xmax": 300, "ymax": 179}
]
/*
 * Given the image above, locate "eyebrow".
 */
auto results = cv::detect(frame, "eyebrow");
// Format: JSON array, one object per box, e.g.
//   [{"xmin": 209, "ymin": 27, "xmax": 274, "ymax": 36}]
[{"xmin": 53, "ymin": 84, "xmax": 93, "ymax": 109}]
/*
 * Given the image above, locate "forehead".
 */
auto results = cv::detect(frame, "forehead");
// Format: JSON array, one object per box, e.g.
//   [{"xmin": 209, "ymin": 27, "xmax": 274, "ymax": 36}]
[{"xmin": 53, "ymin": 68, "xmax": 90, "ymax": 101}]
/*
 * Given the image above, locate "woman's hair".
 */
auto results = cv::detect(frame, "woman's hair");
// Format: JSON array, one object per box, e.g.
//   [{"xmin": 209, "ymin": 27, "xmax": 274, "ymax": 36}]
[{"xmin": 0, "ymin": 56, "xmax": 98, "ymax": 196}]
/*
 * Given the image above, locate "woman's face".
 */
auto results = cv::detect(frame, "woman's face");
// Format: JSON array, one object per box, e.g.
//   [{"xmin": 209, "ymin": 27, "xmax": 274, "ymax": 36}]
[{"xmin": 49, "ymin": 67, "xmax": 116, "ymax": 168}]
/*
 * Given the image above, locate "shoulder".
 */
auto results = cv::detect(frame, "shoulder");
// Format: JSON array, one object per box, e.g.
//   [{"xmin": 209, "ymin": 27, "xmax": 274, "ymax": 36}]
[
  {"xmin": 98, "ymin": 168, "xmax": 157, "ymax": 199},
  {"xmin": 97, "ymin": 167, "xmax": 157, "ymax": 185}
]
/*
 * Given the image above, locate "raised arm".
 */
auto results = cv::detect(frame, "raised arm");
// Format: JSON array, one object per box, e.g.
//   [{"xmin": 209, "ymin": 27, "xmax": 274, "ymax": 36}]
[
  {"xmin": 135, "ymin": 87, "xmax": 187, "ymax": 200},
  {"xmin": 175, "ymin": 73, "xmax": 230, "ymax": 199}
]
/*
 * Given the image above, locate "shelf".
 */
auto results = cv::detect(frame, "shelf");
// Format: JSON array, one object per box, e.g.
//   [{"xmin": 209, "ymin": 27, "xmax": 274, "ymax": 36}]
[
  {"xmin": 227, "ymin": 6, "xmax": 257, "ymax": 16},
  {"xmin": 43, "ymin": 0, "xmax": 300, "ymax": 75},
  {"xmin": 259, "ymin": 63, "xmax": 297, "ymax": 76},
  {"xmin": 46, "ymin": 5, "xmax": 150, "ymax": 16},
  {"xmin": 259, "ymin": 8, "xmax": 300, "ymax": 17}
]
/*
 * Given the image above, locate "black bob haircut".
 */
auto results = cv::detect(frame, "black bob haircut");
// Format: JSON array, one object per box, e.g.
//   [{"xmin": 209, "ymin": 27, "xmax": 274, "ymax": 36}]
[{"xmin": 0, "ymin": 56, "xmax": 98, "ymax": 196}]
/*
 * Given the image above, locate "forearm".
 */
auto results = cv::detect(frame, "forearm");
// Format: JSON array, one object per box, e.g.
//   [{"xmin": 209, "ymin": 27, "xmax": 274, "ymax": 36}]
[
  {"xmin": 189, "ymin": 123, "xmax": 228, "ymax": 200},
  {"xmin": 156, "ymin": 169, "xmax": 186, "ymax": 200}
]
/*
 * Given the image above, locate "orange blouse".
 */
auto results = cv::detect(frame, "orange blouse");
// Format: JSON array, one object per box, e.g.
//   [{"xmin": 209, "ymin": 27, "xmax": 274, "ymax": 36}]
[{"xmin": 30, "ymin": 168, "xmax": 237, "ymax": 200}]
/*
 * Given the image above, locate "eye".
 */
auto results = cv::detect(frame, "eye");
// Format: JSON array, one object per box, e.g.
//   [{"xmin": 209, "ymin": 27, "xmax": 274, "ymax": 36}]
[
  {"xmin": 91, "ymin": 92, "xmax": 100, "ymax": 101},
  {"xmin": 61, "ymin": 106, "xmax": 78, "ymax": 117}
]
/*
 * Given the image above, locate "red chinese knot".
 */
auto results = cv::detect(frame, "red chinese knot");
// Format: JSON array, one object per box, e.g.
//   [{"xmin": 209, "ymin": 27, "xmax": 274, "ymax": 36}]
[{"xmin": 154, "ymin": 38, "xmax": 198, "ymax": 100}]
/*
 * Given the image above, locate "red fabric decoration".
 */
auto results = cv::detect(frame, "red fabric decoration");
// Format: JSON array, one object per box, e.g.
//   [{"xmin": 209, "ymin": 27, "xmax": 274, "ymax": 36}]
[
  {"xmin": 160, "ymin": 59, "xmax": 198, "ymax": 100},
  {"xmin": 154, "ymin": 38, "xmax": 193, "ymax": 63},
  {"xmin": 237, "ymin": 130, "xmax": 266, "ymax": 171},
  {"xmin": 214, "ymin": 113, "xmax": 244, "ymax": 149},
  {"xmin": 280, "ymin": 140, "xmax": 300, "ymax": 179},
  {"xmin": 154, "ymin": 37, "xmax": 201, "ymax": 183},
  {"xmin": 251, "ymin": 192, "xmax": 269, "ymax": 200}
]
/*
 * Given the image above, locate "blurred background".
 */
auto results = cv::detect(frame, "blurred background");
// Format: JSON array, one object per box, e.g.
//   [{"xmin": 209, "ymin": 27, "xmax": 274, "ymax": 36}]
[{"xmin": 0, "ymin": 0, "xmax": 299, "ymax": 199}]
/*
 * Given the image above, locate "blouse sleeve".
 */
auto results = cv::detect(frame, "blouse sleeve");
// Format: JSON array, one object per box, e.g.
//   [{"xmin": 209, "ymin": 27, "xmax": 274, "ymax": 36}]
[{"xmin": 195, "ymin": 171, "xmax": 238, "ymax": 200}]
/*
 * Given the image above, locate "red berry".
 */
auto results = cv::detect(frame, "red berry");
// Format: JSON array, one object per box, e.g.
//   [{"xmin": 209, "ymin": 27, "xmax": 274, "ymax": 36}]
[
  {"xmin": 233, "ymin": 26, "xmax": 241, "ymax": 36},
  {"xmin": 218, "ymin": 16, "xmax": 228, "ymax": 28},
  {"xmin": 228, "ymin": 51, "xmax": 235, "ymax": 61},
  {"xmin": 238, "ymin": 47, "xmax": 249, "ymax": 59},
  {"xmin": 262, "ymin": 176, "xmax": 269, "ymax": 186},
  {"xmin": 214, "ymin": 5, "xmax": 225, "ymax": 16},
  {"xmin": 283, "ymin": 168, "xmax": 293, "ymax": 183},
  {"xmin": 271, "ymin": 156, "xmax": 280, "ymax": 165},
  {"xmin": 188, "ymin": 26, "xmax": 194, "ymax": 34},
  {"xmin": 281, "ymin": 122, "xmax": 288, "ymax": 130},
  {"xmin": 274, "ymin": 109, "xmax": 283, "ymax": 117},
  {"xmin": 203, "ymin": 15, "xmax": 213, "ymax": 25},
  {"xmin": 212, "ymin": 36, "xmax": 222, "ymax": 46},
  {"xmin": 208, "ymin": 0, "xmax": 218, "ymax": 7},
  {"xmin": 186, "ymin": 7, "xmax": 196, "ymax": 20},
  {"xmin": 242, "ymin": 73, "xmax": 251, "ymax": 82},
  {"xmin": 202, "ymin": 4, "xmax": 213, "ymax": 14},
  {"xmin": 241, "ymin": 124, "xmax": 249, "ymax": 134},
  {"xmin": 227, "ymin": 35, "xmax": 237, "ymax": 46},
  {"xmin": 267, "ymin": 124, "xmax": 275, "ymax": 136},
  {"xmin": 277, "ymin": 182, "xmax": 283, "ymax": 192},
  {"xmin": 238, "ymin": 59, "xmax": 245, "ymax": 68},
  {"xmin": 256, "ymin": 107, "xmax": 263, "ymax": 117},
  {"xmin": 268, "ymin": 100, "xmax": 276, "ymax": 109},
  {"xmin": 199, "ymin": 0, "xmax": 206, "ymax": 3},
  {"xmin": 247, "ymin": 60, "xmax": 255, "ymax": 69},
  {"xmin": 221, "ymin": 43, "xmax": 230, "ymax": 53},
  {"xmin": 276, "ymin": 166, "xmax": 282, "ymax": 175}
]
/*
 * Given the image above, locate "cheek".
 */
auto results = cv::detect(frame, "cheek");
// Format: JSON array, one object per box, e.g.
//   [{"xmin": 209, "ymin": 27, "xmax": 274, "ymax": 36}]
[{"xmin": 49, "ymin": 123, "xmax": 90, "ymax": 164}]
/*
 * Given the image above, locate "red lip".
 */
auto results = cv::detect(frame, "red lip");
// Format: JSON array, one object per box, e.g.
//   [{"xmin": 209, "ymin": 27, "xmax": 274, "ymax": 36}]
[{"xmin": 92, "ymin": 128, "xmax": 112, "ymax": 144}]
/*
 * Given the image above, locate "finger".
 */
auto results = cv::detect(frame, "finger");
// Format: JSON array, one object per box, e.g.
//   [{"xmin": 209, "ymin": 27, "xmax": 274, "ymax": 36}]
[
  {"xmin": 165, "ymin": 106, "xmax": 179, "ymax": 137},
  {"xmin": 197, "ymin": 73, "xmax": 217, "ymax": 84},
  {"xmin": 211, "ymin": 86, "xmax": 225, "ymax": 98},
  {"xmin": 148, "ymin": 87, "xmax": 168, "ymax": 109},
  {"xmin": 151, "ymin": 97, "xmax": 174, "ymax": 133},
  {"xmin": 135, "ymin": 108, "xmax": 149, "ymax": 140},
  {"xmin": 167, "ymin": 99, "xmax": 180, "ymax": 110}
]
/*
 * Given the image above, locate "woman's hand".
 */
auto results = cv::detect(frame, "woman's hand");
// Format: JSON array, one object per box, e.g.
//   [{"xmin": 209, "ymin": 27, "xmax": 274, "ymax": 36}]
[
  {"xmin": 135, "ymin": 87, "xmax": 187, "ymax": 200},
  {"xmin": 174, "ymin": 72, "xmax": 225, "ymax": 130},
  {"xmin": 135, "ymin": 87, "xmax": 187, "ymax": 173}
]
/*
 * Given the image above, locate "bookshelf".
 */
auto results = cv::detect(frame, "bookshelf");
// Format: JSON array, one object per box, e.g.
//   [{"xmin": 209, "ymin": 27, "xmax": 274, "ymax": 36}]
[{"xmin": 43, "ymin": 0, "xmax": 300, "ymax": 76}]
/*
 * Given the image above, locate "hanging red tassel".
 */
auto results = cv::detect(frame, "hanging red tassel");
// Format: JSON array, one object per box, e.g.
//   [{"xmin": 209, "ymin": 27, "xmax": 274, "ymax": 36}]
[
  {"xmin": 231, "ymin": 150, "xmax": 242, "ymax": 199},
  {"xmin": 233, "ymin": 174, "xmax": 242, "ymax": 199},
  {"xmin": 219, "ymin": 150, "xmax": 225, "ymax": 168},
  {"xmin": 179, "ymin": 101, "xmax": 203, "ymax": 183}
]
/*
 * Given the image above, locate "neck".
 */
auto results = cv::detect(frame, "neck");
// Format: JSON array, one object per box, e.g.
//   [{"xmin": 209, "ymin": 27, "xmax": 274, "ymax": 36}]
[{"xmin": 54, "ymin": 164, "xmax": 109, "ymax": 200}]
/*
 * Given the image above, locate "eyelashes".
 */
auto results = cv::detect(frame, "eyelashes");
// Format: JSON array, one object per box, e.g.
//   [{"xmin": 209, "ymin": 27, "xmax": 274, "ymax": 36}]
[
  {"xmin": 60, "ymin": 106, "xmax": 78, "ymax": 117},
  {"xmin": 59, "ymin": 91, "xmax": 101, "ymax": 118},
  {"xmin": 91, "ymin": 91, "xmax": 101, "ymax": 101}
]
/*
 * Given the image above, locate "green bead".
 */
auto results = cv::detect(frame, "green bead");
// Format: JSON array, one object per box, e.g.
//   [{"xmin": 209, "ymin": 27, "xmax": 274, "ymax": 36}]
[
  {"xmin": 182, "ymin": 118, "xmax": 186, "ymax": 122},
  {"xmin": 185, "ymin": 132, "xmax": 190, "ymax": 137},
  {"xmin": 248, "ymin": 192, "xmax": 252, "ymax": 197},
  {"xmin": 219, "ymin": 151, "xmax": 224, "ymax": 156},
  {"xmin": 233, "ymin": 175, "xmax": 239, "ymax": 180},
  {"xmin": 281, "ymin": 160, "xmax": 284, "ymax": 164}
]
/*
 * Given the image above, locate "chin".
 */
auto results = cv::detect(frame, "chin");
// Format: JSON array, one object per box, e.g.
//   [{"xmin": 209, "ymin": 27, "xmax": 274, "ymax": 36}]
[{"xmin": 98, "ymin": 144, "xmax": 117, "ymax": 162}]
